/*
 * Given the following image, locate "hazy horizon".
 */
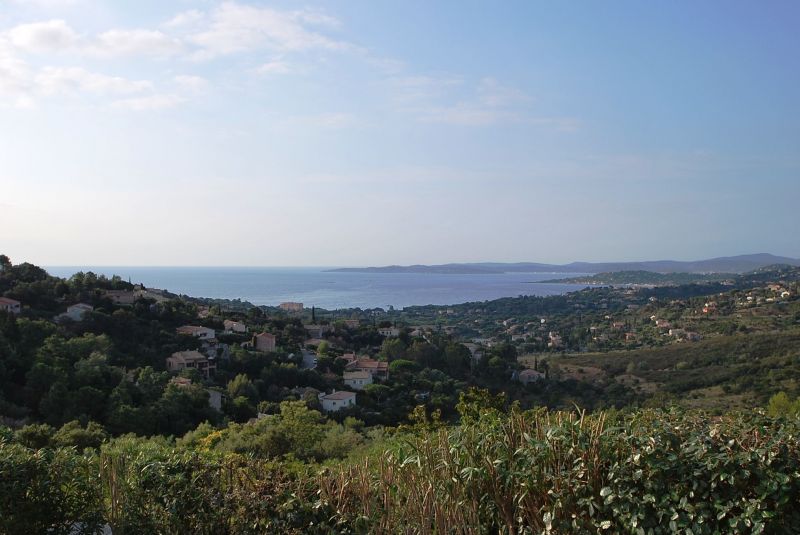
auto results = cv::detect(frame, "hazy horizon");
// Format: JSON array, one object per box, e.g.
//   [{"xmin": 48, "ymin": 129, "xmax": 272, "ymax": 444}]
[
  {"xmin": 36, "ymin": 251, "xmax": 800, "ymax": 270},
  {"xmin": 2, "ymin": 1, "xmax": 798, "ymax": 265}
]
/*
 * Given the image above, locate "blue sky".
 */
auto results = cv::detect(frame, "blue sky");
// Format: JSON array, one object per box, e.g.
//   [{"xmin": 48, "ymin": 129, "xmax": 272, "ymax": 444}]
[{"xmin": 1, "ymin": 0, "xmax": 798, "ymax": 266}]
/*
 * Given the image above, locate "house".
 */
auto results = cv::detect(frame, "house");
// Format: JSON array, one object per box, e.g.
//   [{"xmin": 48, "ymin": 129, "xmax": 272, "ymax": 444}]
[
  {"xmin": 105, "ymin": 290, "xmax": 136, "ymax": 305},
  {"xmin": 279, "ymin": 302, "xmax": 304, "ymax": 312},
  {"xmin": 377, "ymin": 327, "xmax": 400, "ymax": 337},
  {"xmin": 166, "ymin": 350, "xmax": 216, "ymax": 378},
  {"xmin": 345, "ymin": 357, "xmax": 389, "ymax": 380},
  {"xmin": 318, "ymin": 390, "xmax": 356, "ymax": 412},
  {"xmin": 0, "ymin": 297, "xmax": 21, "ymax": 314},
  {"xmin": 338, "ymin": 353, "xmax": 357, "ymax": 364},
  {"xmin": 223, "ymin": 319, "xmax": 247, "ymax": 333},
  {"xmin": 343, "ymin": 370, "xmax": 373, "ymax": 390},
  {"xmin": 654, "ymin": 319, "xmax": 672, "ymax": 329},
  {"xmin": 518, "ymin": 369, "xmax": 545, "ymax": 385},
  {"xmin": 65, "ymin": 303, "xmax": 93, "ymax": 321},
  {"xmin": 547, "ymin": 332, "xmax": 563, "ymax": 349},
  {"xmin": 342, "ymin": 318, "xmax": 360, "ymax": 329},
  {"xmin": 176, "ymin": 325, "xmax": 216, "ymax": 341},
  {"xmin": 254, "ymin": 332, "xmax": 276, "ymax": 352},
  {"xmin": 305, "ymin": 324, "xmax": 331, "ymax": 339}
]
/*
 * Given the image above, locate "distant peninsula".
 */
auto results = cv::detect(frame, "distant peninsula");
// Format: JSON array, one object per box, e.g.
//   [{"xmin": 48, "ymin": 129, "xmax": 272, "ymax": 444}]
[
  {"xmin": 326, "ymin": 253, "xmax": 800, "ymax": 275},
  {"xmin": 538, "ymin": 270, "xmax": 736, "ymax": 286}
]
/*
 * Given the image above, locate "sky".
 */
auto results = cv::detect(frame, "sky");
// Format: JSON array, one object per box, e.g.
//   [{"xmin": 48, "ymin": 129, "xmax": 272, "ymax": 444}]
[{"xmin": 1, "ymin": 0, "xmax": 799, "ymax": 267}]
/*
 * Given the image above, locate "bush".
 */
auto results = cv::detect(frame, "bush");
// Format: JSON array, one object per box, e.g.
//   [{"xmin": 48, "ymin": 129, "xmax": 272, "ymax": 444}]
[{"xmin": 0, "ymin": 441, "xmax": 104, "ymax": 535}]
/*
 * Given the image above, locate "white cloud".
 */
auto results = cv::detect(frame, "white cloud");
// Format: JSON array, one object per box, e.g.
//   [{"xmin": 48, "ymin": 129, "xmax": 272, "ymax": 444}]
[
  {"xmin": 91, "ymin": 29, "xmax": 182, "ymax": 58},
  {"xmin": 187, "ymin": 2, "xmax": 350, "ymax": 59},
  {"xmin": 111, "ymin": 94, "xmax": 183, "ymax": 111},
  {"xmin": 173, "ymin": 74, "xmax": 208, "ymax": 92},
  {"xmin": 477, "ymin": 77, "xmax": 530, "ymax": 107},
  {"xmin": 9, "ymin": 0, "xmax": 81, "ymax": 7},
  {"xmin": 254, "ymin": 59, "xmax": 291, "ymax": 75},
  {"xmin": 164, "ymin": 9, "xmax": 205, "ymax": 29},
  {"xmin": 0, "ymin": 44, "xmax": 32, "ymax": 97},
  {"xmin": 6, "ymin": 20, "xmax": 181, "ymax": 58},
  {"xmin": 8, "ymin": 19, "xmax": 79, "ymax": 52},
  {"xmin": 35, "ymin": 66, "xmax": 152, "ymax": 95}
]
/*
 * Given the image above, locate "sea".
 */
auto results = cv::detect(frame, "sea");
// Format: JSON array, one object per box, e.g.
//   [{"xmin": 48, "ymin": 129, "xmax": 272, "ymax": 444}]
[{"xmin": 45, "ymin": 267, "xmax": 591, "ymax": 310}]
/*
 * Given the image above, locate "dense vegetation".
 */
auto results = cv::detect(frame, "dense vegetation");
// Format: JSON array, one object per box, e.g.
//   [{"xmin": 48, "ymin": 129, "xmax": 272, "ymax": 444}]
[
  {"xmin": 3, "ymin": 254, "xmax": 800, "ymax": 532},
  {"xmin": 2, "ymin": 402, "xmax": 799, "ymax": 534}
]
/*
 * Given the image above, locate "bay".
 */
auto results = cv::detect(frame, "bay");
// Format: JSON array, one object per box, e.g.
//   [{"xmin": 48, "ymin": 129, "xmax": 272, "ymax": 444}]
[{"xmin": 45, "ymin": 267, "xmax": 590, "ymax": 310}]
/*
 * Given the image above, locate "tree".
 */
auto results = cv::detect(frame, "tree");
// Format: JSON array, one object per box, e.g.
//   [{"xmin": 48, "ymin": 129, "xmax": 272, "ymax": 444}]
[
  {"xmin": 227, "ymin": 374, "xmax": 258, "ymax": 403},
  {"xmin": 767, "ymin": 391, "xmax": 800, "ymax": 418},
  {"xmin": 379, "ymin": 338, "xmax": 407, "ymax": 361},
  {"xmin": 363, "ymin": 383, "xmax": 391, "ymax": 402},
  {"xmin": 15, "ymin": 423, "xmax": 55, "ymax": 449},
  {"xmin": 52, "ymin": 420, "xmax": 109, "ymax": 449}
]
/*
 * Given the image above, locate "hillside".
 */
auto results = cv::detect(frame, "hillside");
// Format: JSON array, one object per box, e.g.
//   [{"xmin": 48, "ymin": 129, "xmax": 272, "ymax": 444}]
[{"xmin": 3, "ymin": 254, "xmax": 800, "ymax": 532}]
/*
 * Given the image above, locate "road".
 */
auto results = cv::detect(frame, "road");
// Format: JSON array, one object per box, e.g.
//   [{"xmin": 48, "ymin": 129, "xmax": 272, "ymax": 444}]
[{"xmin": 301, "ymin": 349, "xmax": 317, "ymax": 369}]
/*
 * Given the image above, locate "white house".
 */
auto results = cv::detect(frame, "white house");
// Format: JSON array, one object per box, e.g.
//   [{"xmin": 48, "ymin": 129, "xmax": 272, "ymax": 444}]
[
  {"xmin": 65, "ymin": 303, "xmax": 93, "ymax": 321},
  {"xmin": 0, "ymin": 297, "xmax": 21, "ymax": 314},
  {"xmin": 377, "ymin": 327, "xmax": 400, "ymax": 337},
  {"xmin": 223, "ymin": 319, "xmax": 247, "ymax": 333},
  {"xmin": 343, "ymin": 370, "xmax": 373, "ymax": 390},
  {"xmin": 176, "ymin": 325, "xmax": 216, "ymax": 341},
  {"xmin": 319, "ymin": 390, "xmax": 356, "ymax": 412}
]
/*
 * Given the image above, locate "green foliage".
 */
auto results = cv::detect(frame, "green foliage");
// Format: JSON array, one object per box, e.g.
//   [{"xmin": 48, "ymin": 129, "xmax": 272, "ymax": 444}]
[
  {"xmin": 53, "ymin": 420, "xmax": 109, "ymax": 450},
  {"xmin": 766, "ymin": 391, "xmax": 800, "ymax": 418},
  {"xmin": 325, "ymin": 408, "xmax": 800, "ymax": 534},
  {"xmin": 0, "ymin": 442, "xmax": 104, "ymax": 535},
  {"xmin": 14, "ymin": 423, "xmax": 55, "ymax": 449}
]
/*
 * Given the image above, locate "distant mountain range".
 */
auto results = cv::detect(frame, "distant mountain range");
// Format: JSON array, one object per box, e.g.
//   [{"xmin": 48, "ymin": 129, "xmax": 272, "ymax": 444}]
[{"xmin": 327, "ymin": 253, "xmax": 800, "ymax": 275}]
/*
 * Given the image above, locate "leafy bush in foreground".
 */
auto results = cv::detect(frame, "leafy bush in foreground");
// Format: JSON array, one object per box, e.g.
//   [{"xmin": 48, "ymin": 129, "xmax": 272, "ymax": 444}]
[{"xmin": 2, "ymin": 408, "xmax": 799, "ymax": 534}]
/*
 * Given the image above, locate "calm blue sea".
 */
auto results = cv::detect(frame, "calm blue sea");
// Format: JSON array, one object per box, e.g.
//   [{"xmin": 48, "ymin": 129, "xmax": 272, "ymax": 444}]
[{"xmin": 45, "ymin": 267, "xmax": 590, "ymax": 310}]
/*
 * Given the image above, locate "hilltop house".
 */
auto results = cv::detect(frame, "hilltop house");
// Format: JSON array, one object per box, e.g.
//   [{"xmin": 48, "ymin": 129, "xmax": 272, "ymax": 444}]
[
  {"xmin": 254, "ymin": 332, "xmax": 276, "ymax": 352},
  {"xmin": 279, "ymin": 302, "xmax": 304, "ymax": 313},
  {"xmin": 318, "ymin": 390, "xmax": 356, "ymax": 412},
  {"xmin": 0, "ymin": 297, "xmax": 21, "ymax": 314},
  {"xmin": 105, "ymin": 290, "xmax": 136, "ymax": 305},
  {"xmin": 177, "ymin": 325, "xmax": 216, "ymax": 341},
  {"xmin": 343, "ymin": 370, "xmax": 373, "ymax": 390},
  {"xmin": 223, "ymin": 319, "xmax": 247, "ymax": 333},
  {"xmin": 166, "ymin": 350, "xmax": 216, "ymax": 378}
]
